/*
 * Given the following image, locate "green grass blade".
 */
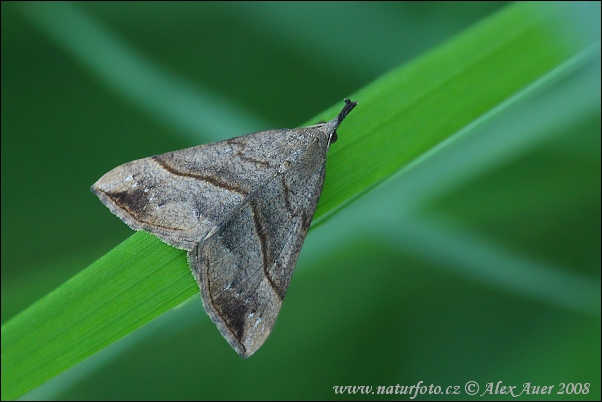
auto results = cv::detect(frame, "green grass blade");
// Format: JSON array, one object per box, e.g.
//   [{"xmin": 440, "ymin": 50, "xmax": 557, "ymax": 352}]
[
  {"xmin": 1, "ymin": 2, "xmax": 596, "ymax": 400},
  {"xmin": 303, "ymin": 42, "xmax": 600, "ymax": 316},
  {"xmin": 1, "ymin": 232, "xmax": 198, "ymax": 401},
  {"xmin": 311, "ymin": 1, "xmax": 594, "ymax": 226},
  {"xmin": 16, "ymin": 1, "xmax": 270, "ymax": 144}
]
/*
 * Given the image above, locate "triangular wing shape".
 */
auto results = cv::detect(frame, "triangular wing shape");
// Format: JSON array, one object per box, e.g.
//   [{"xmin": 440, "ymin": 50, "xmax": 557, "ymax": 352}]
[
  {"xmin": 92, "ymin": 99, "xmax": 357, "ymax": 357},
  {"xmin": 91, "ymin": 129, "xmax": 319, "ymax": 251},
  {"xmin": 188, "ymin": 132, "xmax": 329, "ymax": 357}
]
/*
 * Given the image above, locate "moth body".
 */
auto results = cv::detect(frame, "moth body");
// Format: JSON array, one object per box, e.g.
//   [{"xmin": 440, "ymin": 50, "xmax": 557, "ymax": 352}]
[{"xmin": 92, "ymin": 99, "xmax": 357, "ymax": 357}]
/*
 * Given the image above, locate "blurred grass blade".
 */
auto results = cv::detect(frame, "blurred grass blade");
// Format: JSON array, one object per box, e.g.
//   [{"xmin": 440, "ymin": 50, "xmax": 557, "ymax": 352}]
[
  {"xmin": 2, "ymin": 233, "xmax": 198, "ymax": 402},
  {"xmin": 1, "ymin": 2, "xmax": 597, "ymax": 400},
  {"xmin": 17, "ymin": 1, "xmax": 270, "ymax": 143},
  {"xmin": 310, "ymin": 2, "xmax": 598, "ymax": 226},
  {"xmin": 303, "ymin": 42, "xmax": 600, "ymax": 315},
  {"xmin": 382, "ymin": 215, "xmax": 601, "ymax": 314}
]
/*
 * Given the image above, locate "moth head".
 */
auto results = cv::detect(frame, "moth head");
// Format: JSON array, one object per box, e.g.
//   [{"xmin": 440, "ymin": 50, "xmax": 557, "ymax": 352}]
[
  {"xmin": 329, "ymin": 131, "xmax": 338, "ymax": 145},
  {"xmin": 315, "ymin": 120, "xmax": 338, "ymax": 146}
]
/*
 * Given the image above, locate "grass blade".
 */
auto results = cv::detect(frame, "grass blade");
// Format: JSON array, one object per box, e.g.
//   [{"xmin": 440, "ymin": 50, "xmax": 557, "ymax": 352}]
[{"xmin": 1, "ymin": 2, "xmax": 596, "ymax": 400}]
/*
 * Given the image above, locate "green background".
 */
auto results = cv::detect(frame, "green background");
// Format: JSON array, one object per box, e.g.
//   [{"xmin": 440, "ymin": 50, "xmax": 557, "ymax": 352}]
[{"xmin": 1, "ymin": 2, "xmax": 600, "ymax": 400}]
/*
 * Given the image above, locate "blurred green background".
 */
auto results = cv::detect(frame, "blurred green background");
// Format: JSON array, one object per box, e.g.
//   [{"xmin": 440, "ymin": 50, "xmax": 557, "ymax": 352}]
[{"xmin": 1, "ymin": 1, "xmax": 600, "ymax": 400}]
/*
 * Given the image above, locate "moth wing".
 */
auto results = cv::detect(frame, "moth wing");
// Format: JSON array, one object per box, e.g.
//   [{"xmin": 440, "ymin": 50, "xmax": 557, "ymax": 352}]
[
  {"xmin": 91, "ymin": 129, "xmax": 314, "ymax": 251},
  {"xmin": 189, "ymin": 135, "xmax": 328, "ymax": 357}
]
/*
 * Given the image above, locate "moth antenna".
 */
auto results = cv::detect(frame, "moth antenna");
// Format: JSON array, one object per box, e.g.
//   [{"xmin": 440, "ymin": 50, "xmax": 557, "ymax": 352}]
[
  {"xmin": 322, "ymin": 98, "xmax": 358, "ymax": 137},
  {"xmin": 337, "ymin": 98, "xmax": 358, "ymax": 126}
]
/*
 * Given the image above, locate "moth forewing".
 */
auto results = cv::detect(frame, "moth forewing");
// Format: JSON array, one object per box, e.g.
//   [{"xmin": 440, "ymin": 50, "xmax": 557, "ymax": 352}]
[{"xmin": 92, "ymin": 99, "xmax": 357, "ymax": 357}]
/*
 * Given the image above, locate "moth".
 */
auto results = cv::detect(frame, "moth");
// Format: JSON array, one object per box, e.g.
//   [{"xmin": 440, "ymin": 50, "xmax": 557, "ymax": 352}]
[{"xmin": 92, "ymin": 99, "xmax": 357, "ymax": 358}]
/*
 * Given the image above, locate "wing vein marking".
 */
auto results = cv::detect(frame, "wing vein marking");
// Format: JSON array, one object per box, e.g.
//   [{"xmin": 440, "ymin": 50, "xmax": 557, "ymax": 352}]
[
  {"xmin": 203, "ymin": 252, "xmax": 248, "ymax": 350},
  {"xmin": 250, "ymin": 200, "xmax": 285, "ymax": 300},
  {"xmin": 98, "ymin": 189, "xmax": 185, "ymax": 231},
  {"xmin": 151, "ymin": 156, "xmax": 250, "ymax": 197}
]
